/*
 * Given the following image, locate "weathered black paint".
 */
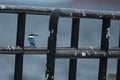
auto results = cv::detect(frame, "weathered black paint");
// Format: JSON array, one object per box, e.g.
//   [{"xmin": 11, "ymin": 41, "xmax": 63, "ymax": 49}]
[
  {"xmin": 98, "ymin": 19, "xmax": 110, "ymax": 80},
  {"xmin": 0, "ymin": 5, "xmax": 120, "ymax": 19},
  {"xmin": 46, "ymin": 9, "xmax": 60, "ymax": 80},
  {"xmin": 14, "ymin": 13, "xmax": 26, "ymax": 80},
  {"xmin": 0, "ymin": 5, "xmax": 119, "ymax": 80},
  {"xmin": 69, "ymin": 18, "xmax": 80, "ymax": 80},
  {"xmin": 116, "ymin": 28, "xmax": 120, "ymax": 80}
]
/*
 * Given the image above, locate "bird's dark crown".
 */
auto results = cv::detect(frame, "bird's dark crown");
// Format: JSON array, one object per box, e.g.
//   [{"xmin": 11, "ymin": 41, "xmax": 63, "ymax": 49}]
[
  {"xmin": 29, "ymin": 34, "xmax": 39, "ymax": 36},
  {"xmin": 29, "ymin": 34, "xmax": 34, "ymax": 36}
]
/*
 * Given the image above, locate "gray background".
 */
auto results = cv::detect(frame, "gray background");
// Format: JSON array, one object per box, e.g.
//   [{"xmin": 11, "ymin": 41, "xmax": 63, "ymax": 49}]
[{"xmin": 0, "ymin": 0, "xmax": 120, "ymax": 80}]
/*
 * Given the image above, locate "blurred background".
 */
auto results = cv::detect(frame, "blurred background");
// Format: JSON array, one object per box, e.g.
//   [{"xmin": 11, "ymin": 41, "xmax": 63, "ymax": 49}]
[{"xmin": 0, "ymin": 0, "xmax": 120, "ymax": 80}]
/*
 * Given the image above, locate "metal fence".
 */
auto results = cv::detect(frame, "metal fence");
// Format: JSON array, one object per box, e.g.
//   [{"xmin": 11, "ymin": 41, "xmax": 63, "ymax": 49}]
[{"xmin": 0, "ymin": 4, "xmax": 120, "ymax": 80}]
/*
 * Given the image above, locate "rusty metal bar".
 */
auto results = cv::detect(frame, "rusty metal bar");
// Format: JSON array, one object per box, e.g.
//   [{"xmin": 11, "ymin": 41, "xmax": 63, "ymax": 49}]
[
  {"xmin": 0, "ymin": 5, "xmax": 120, "ymax": 19},
  {"xmin": 69, "ymin": 18, "xmax": 80, "ymax": 80},
  {"xmin": 45, "ymin": 9, "xmax": 60, "ymax": 80},
  {"xmin": 98, "ymin": 19, "xmax": 110, "ymax": 80},
  {"xmin": 14, "ymin": 13, "xmax": 26, "ymax": 80}
]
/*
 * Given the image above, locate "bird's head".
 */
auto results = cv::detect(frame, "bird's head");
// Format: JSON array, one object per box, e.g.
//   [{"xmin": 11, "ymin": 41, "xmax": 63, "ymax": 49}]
[{"xmin": 29, "ymin": 34, "xmax": 39, "ymax": 37}]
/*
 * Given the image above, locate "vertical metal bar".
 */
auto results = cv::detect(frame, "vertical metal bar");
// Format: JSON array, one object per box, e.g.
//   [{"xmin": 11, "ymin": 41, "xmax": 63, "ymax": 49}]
[
  {"xmin": 46, "ymin": 9, "xmax": 60, "ymax": 80},
  {"xmin": 14, "ymin": 13, "xmax": 26, "ymax": 80},
  {"xmin": 116, "ymin": 27, "xmax": 120, "ymax": 80},
  {"xmin": 98, "ymin": 18, "xmax": 110, "ymax": 80},
  {"xmin": 69, "ymin": 18, "xmax": 80, "ymax": 80}
]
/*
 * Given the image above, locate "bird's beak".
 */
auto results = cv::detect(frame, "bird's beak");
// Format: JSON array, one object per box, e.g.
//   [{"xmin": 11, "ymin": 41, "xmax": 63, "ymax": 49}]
[{"xmin": 34, "ymin": 34, "xmax": 39, "ymax": 36}]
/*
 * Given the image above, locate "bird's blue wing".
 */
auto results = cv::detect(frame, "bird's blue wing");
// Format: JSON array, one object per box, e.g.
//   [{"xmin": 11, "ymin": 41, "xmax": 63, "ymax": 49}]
[{"xmin": 28, "ymin": 37, "xmax": 35, "ymax": 44}]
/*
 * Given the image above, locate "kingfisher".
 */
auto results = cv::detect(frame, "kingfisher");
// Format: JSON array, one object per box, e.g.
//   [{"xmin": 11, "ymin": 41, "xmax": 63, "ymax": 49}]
[{"xmin": 28, "ymin": 34, "xmax": 39, "ymax": 48}]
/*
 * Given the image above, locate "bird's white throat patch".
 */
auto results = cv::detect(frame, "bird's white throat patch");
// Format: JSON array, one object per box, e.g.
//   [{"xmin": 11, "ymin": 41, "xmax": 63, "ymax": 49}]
[{"xmin": 29, "ymin": 36, "xmax": 34, "ymax": 38}]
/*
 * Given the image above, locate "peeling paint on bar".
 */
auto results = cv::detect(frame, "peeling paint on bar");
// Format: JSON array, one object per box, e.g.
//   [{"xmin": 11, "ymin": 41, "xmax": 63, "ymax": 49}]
[
  {"xmin": 82, "ymin": 10, "xmax": 86, "ymax": 17},
  {"xmin": 112, "ymin": 13, "xmax": 116, "ymax": 19},
  {"xmin": 0, "ymin": 47, "xmax": 120, "ymax": 58},
  {"xmin": 106, "ymin": 28, "xmax": 110, "ymax": 39},
  {"xmin": 99, "ymin": 15, "xmax": 103, "ymax": 18},
  {"xmin": 70, "ymin": 13, "xmax": 72, "ymax": 17},
  {"xmin": 11, "ymin": 5, "xmax": 16, "ymax": 10},
  {"xmin": 0, "ymin": 5, "xmax": 120, "ymax": 19},
  {"xmin": 46, "ymin": 74, "xmax": 49, "ymax": 80},
  {"xmin": 52, "ymin": 76, "xmax": 54, "ymax": 79},
  {"xmin": 103, "ymin": 53, "xmax": 106, "ymax": 56},
  {"xmin": 89, "ymin": 46, "xmax": 94, "ymax": 50},
  {"xmin": 74, "ymin": 52, "xmax": 78, "ymax": 56},
  {"xmin": 95, "ymin": 52, "xmax": 97, "ymax": 54},
  {"xmin": 81, "ymin": 52, "xmax": 86, "ymax": 56},
  {"xmin": 0, "ymin": 5, "xmax": 6, "ymax": 9},
  {"xmin": 7, "ymin": 46, "xmax": 11, "ymax": 50}
]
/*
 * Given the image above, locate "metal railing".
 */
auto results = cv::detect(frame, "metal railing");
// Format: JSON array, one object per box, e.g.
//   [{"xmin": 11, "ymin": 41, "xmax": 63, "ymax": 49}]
[{"xmin": 0, "ymin": 4, "xmax": 120, "ymax": 80}]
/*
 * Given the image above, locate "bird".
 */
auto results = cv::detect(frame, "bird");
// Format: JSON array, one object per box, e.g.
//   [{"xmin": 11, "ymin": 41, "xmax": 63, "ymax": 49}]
[{"xmin": 28, "ymin": 34, "xmax": 39, "ymax": 48}]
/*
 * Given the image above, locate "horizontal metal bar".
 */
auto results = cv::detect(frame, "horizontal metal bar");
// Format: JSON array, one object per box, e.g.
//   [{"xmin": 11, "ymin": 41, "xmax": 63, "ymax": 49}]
[
  {"xmin": 0, "ymin": 5, "xmax": 120, "ymax": 19},
  {"xmin": 56, "ymin": 49, "xmax": 120, "ymax": 58},
  {"xmin": 0, "ymin": 5, "xmax": 53, "ymax": 15},
  {"xmin": 0, "ymin": 47, "xmax": 120, "ymax": 58},
  {"xmin": 0, "ymin": 46, "xmax": 48, "ymax": 54},
  {"xmin": 60, "ymin": 9, "xmax": 120, "ymax": 19}
]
